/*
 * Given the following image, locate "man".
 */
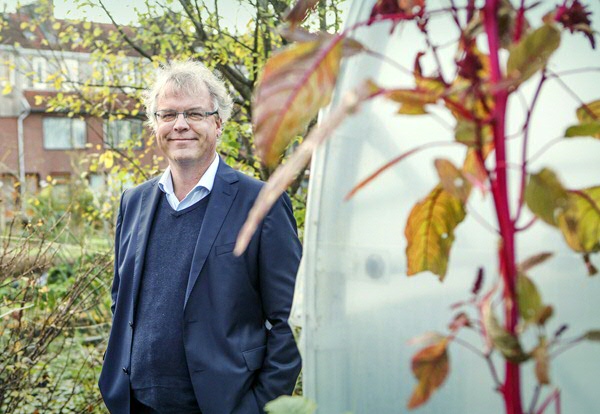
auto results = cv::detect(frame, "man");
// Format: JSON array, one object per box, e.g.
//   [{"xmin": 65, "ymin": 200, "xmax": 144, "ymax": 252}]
[{"xmin": 99, "ymin": 60, "xmax": 302, "ymax": 414}]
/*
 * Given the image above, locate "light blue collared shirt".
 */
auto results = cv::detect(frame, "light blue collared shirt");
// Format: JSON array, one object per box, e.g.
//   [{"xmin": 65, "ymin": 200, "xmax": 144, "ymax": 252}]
[{"xmin": 157, "ymin": 154, "xmax": 219, "ymax": 211}]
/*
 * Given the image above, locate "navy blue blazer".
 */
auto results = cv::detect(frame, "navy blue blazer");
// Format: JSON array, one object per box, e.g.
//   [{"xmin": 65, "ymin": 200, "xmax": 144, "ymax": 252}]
[{"xmin": 98, "ymin": 159, "xmax": 302, "ymax": 414}]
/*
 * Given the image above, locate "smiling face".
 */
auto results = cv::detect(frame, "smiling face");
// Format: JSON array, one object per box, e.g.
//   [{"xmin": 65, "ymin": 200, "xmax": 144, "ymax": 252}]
[{"xmin": 154, "ymin": 81, "xmax": 221, "ymax": 171}]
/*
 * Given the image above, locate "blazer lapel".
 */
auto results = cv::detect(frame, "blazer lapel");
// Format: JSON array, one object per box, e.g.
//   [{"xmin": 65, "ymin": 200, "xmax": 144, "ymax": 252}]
[
  {"xmin": 131, "ymin": 179, "xmax": 162, "ymax": 315},
  {"xmin": 184, "ymin": 159, "xmax": 239, "ymax": 309}
]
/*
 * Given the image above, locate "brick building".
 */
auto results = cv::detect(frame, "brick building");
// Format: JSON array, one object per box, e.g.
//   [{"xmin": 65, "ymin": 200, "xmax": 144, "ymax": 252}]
[{"xmin": 0, "ymin": 1, "xmax": 160, "ymax": 222}]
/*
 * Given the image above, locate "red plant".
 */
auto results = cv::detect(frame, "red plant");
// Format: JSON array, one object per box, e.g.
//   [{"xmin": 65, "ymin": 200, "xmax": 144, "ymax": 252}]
[
  {"xmin": 239, "ymin": 1, "xmax": 600, "ymax": 413},
  {"xmin": 554, "ymin": 0, "xmax": 595, "ymax": 48}
]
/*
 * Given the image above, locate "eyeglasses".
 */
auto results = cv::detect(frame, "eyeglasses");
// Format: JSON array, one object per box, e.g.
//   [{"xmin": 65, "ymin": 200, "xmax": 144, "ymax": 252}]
[{"xmin": 154, "ymin": 109, "xmax": 219, "ymax": 123}]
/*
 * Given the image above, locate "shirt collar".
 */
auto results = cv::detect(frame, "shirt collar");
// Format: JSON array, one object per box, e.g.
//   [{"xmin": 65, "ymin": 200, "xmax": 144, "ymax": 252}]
[{"xmin": 158, "ymin": 153, "xmax": 220, "ymax": 196}]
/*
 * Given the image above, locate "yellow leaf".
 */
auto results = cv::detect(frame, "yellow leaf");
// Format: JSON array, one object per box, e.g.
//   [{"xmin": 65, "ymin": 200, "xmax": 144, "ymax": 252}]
[
  {"xmin": 557, "ymin": 186, "xmax": 600, "ymax": 253},
  {"xmin": 99, "ymin": 152, "xmax": 114, "ymax": 169},
  {"xmin": 2, "ymin": 83, "xmax": 12, "ymax": 95},
  {"xmin": 385, "ymin": 84, "xmax": 442, "ymax": 115},
  {"xmin": 405, "ymin": 185, "xmax": 466, "ymax": 280}
]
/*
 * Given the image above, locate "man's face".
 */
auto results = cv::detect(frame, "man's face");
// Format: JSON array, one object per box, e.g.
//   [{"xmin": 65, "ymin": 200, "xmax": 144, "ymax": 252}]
[{"xmin": 154, "ymin": 83, "xmax": 221, "ymax": 170}]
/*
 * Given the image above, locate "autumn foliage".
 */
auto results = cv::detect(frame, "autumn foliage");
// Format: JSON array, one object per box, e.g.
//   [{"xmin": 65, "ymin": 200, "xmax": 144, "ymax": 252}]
[{"xmin": 242, "ymin": 0, "xmax": 600, "ymax": 413}]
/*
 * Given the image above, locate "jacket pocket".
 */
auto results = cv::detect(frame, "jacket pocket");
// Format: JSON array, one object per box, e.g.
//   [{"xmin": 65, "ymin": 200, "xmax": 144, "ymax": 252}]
[
  {"xmin": 215, "ymin": 242, "xmax": 236, "ymax": 256},
  {"xmin": 242, "ymin": 345, "xmax": 266, "ymax": 371}
]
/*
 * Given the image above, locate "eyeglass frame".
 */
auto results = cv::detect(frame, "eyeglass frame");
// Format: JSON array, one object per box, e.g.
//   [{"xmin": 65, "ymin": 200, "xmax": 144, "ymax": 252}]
[{"xmin": 153, "ymin": 108, "xmax": 219, "ymax": 123}]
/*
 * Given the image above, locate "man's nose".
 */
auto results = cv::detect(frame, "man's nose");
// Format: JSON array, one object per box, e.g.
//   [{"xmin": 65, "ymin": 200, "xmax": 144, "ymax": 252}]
[{"xmin": 173, "ymin": 113, "xmax": 190, "ymax": 131}]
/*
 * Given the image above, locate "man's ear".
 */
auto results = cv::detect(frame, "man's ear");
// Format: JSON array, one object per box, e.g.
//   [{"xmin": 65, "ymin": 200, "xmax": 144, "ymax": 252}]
[{"xmin": 216, "ymin": 119, "xmax": 223, "ymax": 136}]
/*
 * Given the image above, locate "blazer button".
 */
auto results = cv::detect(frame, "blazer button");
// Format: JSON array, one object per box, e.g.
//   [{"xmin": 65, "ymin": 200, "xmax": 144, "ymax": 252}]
[
  {"xmin": 122, "ymin": 367, "xmax": 129, "ymax": 375},
  {"xmin": 128, "ymin": 321, "xmax": 133, "ymax": 328}
]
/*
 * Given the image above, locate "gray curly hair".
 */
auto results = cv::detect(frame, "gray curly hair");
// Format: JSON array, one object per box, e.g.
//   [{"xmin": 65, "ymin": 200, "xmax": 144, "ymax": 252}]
[{"xmin": 144, "ymin": 60, "xmax": 233, "ymax": 131}]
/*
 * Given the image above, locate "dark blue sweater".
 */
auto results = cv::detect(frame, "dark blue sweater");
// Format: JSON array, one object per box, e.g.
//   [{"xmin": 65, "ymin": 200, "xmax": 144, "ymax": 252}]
[{"xmin": 130, "ymin": 195, "xmax": 209, "ymax": 413}]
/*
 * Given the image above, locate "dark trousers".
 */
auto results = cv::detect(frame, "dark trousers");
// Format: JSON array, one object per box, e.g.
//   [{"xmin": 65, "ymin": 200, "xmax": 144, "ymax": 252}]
[
  {"xmin": 130, "ymin": 391, "xmax": 159, "ymax": 414},
  {"xmin": 130, "ymin": 389, "xmax": 202, "ymax": 414}
]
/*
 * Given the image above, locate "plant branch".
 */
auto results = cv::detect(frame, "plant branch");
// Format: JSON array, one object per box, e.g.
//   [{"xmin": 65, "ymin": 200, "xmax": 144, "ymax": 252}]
[
  {"xmin": 97, "ymin": 0, "xmax": 153, "ymax": 61},
  {"xmin": 345, "ymin": 141, "xmax": 462, "ymax": 200},
  {"xmin": 514, "ymin": 71, "xmax": 547, "ymax": 224},
  {"xmin": 535, "ymin": 388, "xmax": 561, "ymax": 414}
]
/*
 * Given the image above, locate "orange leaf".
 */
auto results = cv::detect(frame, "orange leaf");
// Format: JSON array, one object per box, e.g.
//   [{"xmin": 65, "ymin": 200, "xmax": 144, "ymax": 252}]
[
  {"xmin": 434, "ymin": 158, "xmax": 471, "ymax": 203},
  {"xmin": 533, "ymin": 339, "xmax": 551, "ymax": 385},
  {"xmin": 235, "ymin": 87, "xmax": 371, "ymax": 256},
  {"xmin": 405, "ymin": 185, "xmax": 466, "ymax": 280},
  {"xmin": 253, "ymin": 34, "xmax": 361, "ymax": 167},
  {"xmin": 462, "ymin": 143, "xmax": 493, "ymax": 196},
  {"xmin": 285, "ymin": 0, "xmax": 320, "ymax": 26},
  {"xmin": 408, "ymin": 338, "xmax": 450, "ymax": 409},
  {"xmin": 385, "ymin": 80, "xmax": 443, "ymax": 115}
]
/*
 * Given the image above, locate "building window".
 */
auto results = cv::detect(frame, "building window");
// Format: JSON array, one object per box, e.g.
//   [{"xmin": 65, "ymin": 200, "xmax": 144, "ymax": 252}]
[
  {"xmin": 32, "ymin": 56, "xmax": 47, "ymax": 90},
  {"xmin": 43, "ymin": 117, "xmax": 87, "ymax": 149},
  {"xmin": 103, "ymin": 118, "xmax": 143, "ymax": 149},
  {"xmin": 0, "ymin": 53, "xmax": 15, "ymax": 91},
  {"xmin": 61, "ymin": 58, "xmax": 79, "ymax": 91},
  {"xmin": 88, "ymin": 173, "xmax": 106, "ymax": 193}
]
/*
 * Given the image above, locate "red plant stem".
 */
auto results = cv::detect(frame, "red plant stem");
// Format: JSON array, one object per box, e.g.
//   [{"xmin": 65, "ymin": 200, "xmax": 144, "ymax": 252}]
[
  {"xmin": 513, "ymin": 0, "xmax": 526, "ymax": 43},
  {"xmin": 483, "ymin": 1, "xmax": 522, "ymax": 414}
]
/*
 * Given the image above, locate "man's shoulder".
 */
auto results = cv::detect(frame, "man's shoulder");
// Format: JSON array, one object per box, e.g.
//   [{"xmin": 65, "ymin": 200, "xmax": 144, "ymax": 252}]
[
  {"xmin": 122, "ymin": 176, "xmax": 160, "ymax": 203},
  {"xmin": 224, "ymin": 165, "xmax": 293, "ymax": 209},
  {"xmin": 234, "ymin": 169, "xmax": 264, "ymax": 191},
  {"xmin": 219, "ymin": 161, "xmax": 264, "ymax": 192}
]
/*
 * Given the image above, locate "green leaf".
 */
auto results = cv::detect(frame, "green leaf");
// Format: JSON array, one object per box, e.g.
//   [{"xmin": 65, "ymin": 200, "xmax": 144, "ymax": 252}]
[
  {"xmin": 507, "ymin": 24, "xmax": 561, "ymax": 85},
  {"xmin": 454, "ymin": 120, "xmax": 492, "ymax": 147},
  {"xmin": 566, "ymin": 100, "xmax": 600, "ymax": 139},
  {"xmin": 264, "ymin": 396, "xmax": 317, "ymax": 414},
  {"xmin": 405, "ymin": 185, "xmax": 466, "ymax": 280},
  {"xmin": 576, "ymin": 100, "xmax": 600, "ymax": 124},
  {"xmin": 557, "ymin": 187, "xmax": 600, "ymax": 253},
  {"xmin": 565, "ymin": 121, "xmax": 600, "ymax": 138},
  {"xmin": 408, "ymin": 338, "xmax": 450, "ymax": 409},
  {"xmin": 482, "ymin": 302, "xmax": 530, "ymax": 363},
  {"xmin": 517, "ymin": 273, "xmax": 543, "ymax": 324},
  {"xmin": 525, "ymin": 168, "xmax": 570, "ymax": 226},
  {"xmin": 583, "ymin": 330, "xmax": 600, "ymax": 341}
]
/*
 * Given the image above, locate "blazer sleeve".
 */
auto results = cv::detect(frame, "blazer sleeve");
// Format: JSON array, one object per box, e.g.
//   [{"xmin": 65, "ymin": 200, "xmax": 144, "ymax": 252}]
[
  {"xmin": 110, "ymin": 190, "xmax": 126, "ymax": 316},
  {"xmin": 253, "ymin": 192, "xmax": 302, "ymax": 409}
]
